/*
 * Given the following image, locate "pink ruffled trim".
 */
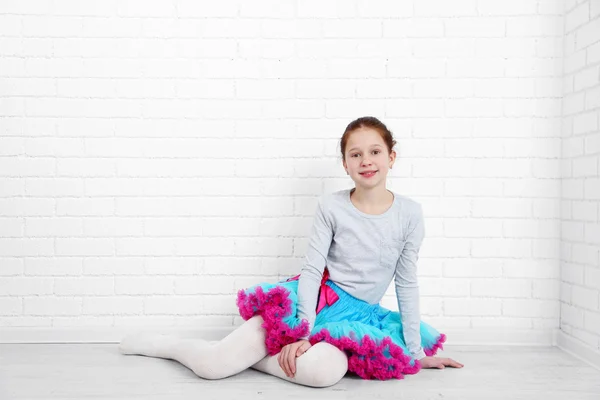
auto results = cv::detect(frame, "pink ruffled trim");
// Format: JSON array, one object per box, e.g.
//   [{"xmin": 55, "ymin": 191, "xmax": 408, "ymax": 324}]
[
  {"xmin": 424, "ymin": 333, "xmax": 447, "ymax": 357},
  {"xmin": 309, "ymin": 329, "xmax": 422, "ymax": 380},
  {"xmin": 236, "ymin": 286, "xmax": 309, "ymax": 356}
]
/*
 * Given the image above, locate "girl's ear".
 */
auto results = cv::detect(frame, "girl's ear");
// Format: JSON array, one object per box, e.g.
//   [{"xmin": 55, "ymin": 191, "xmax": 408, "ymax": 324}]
[{"xmin": 389, "ymin": 150, "xmax": 396, "ymax": 169}]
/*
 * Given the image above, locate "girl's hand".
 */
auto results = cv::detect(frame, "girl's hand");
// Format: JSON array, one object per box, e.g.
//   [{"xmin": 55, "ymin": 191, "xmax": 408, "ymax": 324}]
[
  {"xmin": 277, "ymin": 339, "xmax": 312, "ymax": 378},
  {"xmin": 419, "ymin": 356, "xmax": 464, "ymax": 369}
]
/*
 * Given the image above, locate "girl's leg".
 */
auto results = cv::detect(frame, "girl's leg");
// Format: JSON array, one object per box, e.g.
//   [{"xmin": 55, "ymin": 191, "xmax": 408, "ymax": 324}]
[
  {"xmin": 119, "ymin": 315, "xmax": 268, "ymax": 380},
  {"xmin": 251, "ymin": 342, "xmax": 349, "ymax": 388},
  {"xmin": 120, "ymin": 314, "xmax": 349, "ymax": 387}
]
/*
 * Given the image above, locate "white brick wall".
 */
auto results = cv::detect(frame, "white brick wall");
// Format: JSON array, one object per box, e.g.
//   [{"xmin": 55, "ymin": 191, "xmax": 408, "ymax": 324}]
[
  {"xmin": 560, "ymin": 0, "xmax": 600, "ymax": 353},
  {"xmin": 0, "ymin": 0, "xmax": 588, "ymax": 345}
]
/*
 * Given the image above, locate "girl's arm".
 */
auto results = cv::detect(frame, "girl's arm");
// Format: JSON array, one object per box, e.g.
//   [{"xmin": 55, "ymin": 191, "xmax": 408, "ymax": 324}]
[
  {"xmin": 296, "ymin": 197, "xmax": 334, "ymax": 339},
  {"xmin": 394, "ymin": 203, "xmax": 427, "ymax": 360}
]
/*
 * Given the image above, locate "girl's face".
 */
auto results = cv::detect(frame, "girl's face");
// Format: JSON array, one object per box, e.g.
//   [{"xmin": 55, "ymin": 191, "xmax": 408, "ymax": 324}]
[{"xmin": 342, "ymin": 127, "xmax": 396, "ymax": 190}]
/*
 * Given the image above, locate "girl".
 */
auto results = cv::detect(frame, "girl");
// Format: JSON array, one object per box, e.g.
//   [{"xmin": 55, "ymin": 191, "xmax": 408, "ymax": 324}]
[{"xmin": 119, "ymin": 116, "xmax": 463, "ymax": 387}]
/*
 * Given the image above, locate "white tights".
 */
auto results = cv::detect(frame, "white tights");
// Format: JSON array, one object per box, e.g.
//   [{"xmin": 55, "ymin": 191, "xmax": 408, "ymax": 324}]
[{"xmin": 119, "ymin": 315, "xmax": 349, "ymax": 388}]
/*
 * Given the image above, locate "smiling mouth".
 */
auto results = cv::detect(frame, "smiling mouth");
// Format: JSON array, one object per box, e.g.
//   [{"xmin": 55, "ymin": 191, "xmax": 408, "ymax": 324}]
[{"xmin": 359, "ymin": 171, "xmax": 377, "ymax": 178}]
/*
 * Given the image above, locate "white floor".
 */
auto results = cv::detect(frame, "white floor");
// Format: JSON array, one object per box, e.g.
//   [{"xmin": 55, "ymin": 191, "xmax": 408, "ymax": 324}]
[{"xmin": 1, "ymin": 343, "xmax": 599, "ymax": 400}]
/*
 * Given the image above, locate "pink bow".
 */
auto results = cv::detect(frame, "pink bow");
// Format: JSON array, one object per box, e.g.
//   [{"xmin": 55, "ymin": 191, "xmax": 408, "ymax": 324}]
[{"xmin": 286, "ymin": 268, "xmax": 339, "ymax": 314}]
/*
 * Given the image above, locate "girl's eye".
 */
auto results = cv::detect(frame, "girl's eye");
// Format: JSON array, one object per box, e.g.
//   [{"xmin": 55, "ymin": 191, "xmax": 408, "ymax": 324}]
[{"xmin": 351, "ymin": 150, "xmax": 380, "ymax": 157}]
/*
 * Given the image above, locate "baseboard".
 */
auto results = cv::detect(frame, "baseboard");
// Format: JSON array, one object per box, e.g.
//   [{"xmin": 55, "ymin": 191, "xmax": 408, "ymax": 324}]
[
  {"xmin": 440, "ymin": 327, "xmax": 558, "ymax": 346},
  {"xmin": 0, "ymin": 326, "xmax": 234, "ymax": 343},
  {"xmin": 0, "ymin": 326, "xmax": 558, "ymax": 346},
  {"xmin": 556, "ymin": 330, "xmax": 600, "ymax": 371}
]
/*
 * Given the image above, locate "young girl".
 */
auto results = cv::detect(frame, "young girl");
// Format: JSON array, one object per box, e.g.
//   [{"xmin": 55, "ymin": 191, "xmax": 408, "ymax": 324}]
[{"xmin": 119, "ymin": 116, "xmax": 463, "ymax": 387}]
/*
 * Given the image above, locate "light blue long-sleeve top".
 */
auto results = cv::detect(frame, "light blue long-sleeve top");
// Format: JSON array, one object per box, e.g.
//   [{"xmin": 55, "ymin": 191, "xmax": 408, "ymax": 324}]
[{"xmin": 296, "ymin": 187, "xmax": 427, "ymax": 360}]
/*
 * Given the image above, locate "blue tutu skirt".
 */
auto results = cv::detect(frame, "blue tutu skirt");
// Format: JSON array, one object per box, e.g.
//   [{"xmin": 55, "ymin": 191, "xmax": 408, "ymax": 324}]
[{"xmin": 236, "ymin": 272, "xmax": 446, "ymax": 380}]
